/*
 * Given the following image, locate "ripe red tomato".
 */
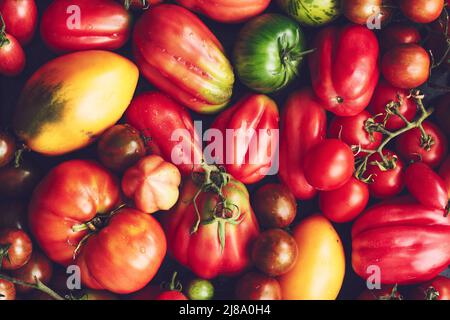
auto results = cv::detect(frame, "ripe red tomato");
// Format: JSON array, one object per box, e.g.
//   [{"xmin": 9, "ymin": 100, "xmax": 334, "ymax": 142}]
[
  {"xmin": 379, "ymin": 23, "xmax": 421, "ymax": 52},
  {"xmin": 399, "ymin": 0, "xmax": 444, "ymax": 24},
  {"xmin": 410, "ymin": 276, "xmax": 450, "ymax": 300},
  {"xmin": 365, "ymin": 150, "xmax": 404, "ymax": 198},
  {"xmin": 396, "ymin": 121, "xmax": 448, "ymax": 168},
  {"xmin": 438, "ymin": 156, "xmax": 450, "ymax": 198},
  {"xmin": 0, "ymin": 228, "xmax": 32, "ymax": 270},
  {"xmin": 0, "ymin": 0, "xmax": 37, "ymax": 45},
  {"xmin": 11, "ymin": 251, "xmax": 53, "ymax": 293},
  {"xmin": 319, "ymin": 177, "xmax": 369, "ymax": 223},
  {"xmin": 342, "ymin": 0, "xmax": 393, "ymax": 26},
  {"xmin": 381, "ymin": 44, "xmax": 430, "ymax": 89},
  {"xmin": 156, "ymin": 291, "xmax": 188, "ymax": 300},
  {"xmin": 303, "ymin": 139, "xmax": 355, "ymax": 191},
  {"xmin": 0, "ymin": 32, "xmax": 25, "ymax": 76},
  {"xmin": 0, "ymin": 279, "xmax": 15, "ymax": 300},
  {"xmin": 235, "ymin": 272, "xmax": 281, "ymax": 300}
]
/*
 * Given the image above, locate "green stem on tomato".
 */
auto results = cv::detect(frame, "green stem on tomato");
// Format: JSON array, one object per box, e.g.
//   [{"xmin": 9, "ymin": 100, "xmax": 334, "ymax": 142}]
[{"xmin": 0, "ymin": 273, "xmax": 65, "ymax": 300}]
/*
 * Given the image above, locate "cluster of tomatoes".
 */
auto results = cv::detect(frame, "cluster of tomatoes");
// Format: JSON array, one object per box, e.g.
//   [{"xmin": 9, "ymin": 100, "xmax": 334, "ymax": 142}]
[{"xmin": 0, "ymin": 0, "xmax": 450, "ymax": 301}]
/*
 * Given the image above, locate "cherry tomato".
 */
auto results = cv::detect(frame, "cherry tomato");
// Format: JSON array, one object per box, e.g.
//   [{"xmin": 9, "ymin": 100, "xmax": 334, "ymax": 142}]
[
  {"xmin": 358, "ymin": 285, "xmax": 403, "ymax": 300},
  {"xmin": 379, "ymin": 23, "xmax": 421, "ymax": 52},
  {"xmin": 0, "ymin": 228, "xmax": 32, "ymax": 270},
  {"xmin": 439, "ymin": 156, "xmax": 450, "ymax": 198},
  {"xmin": 342, "ymin": 0, "xmax": 393, "ymax": 26},
  {"xmin": 155, "ymin": 291, "xmax": 188, "ymax": 300},
  {"xmin": 252, "ymin": 184, "xmax": 297, "ymax": 229},
  {"xmin": 319, "ymin": 177, "xmax": 369, "ymax": 223},
  {"xmin": 0, "ymin": 0, "xmax": 37, "ymax": 45},
  {"xmin": 396, "ymin": 121, "xmax": 448, "ymax": 168},
  {"xmin": 251, "ymin": 229, "xmax": 298, "ymax": 277},
  {"xmin": 303, "ymin": 139, "xmax": 355, "ymax": 191},
  {"xmin": 0, "ymin": 32, "xmax": 25, "ymax": 76},
  {"xmin": 11, "ymin": 251, "xmax": 53, "ymax": 293},
  {"xmin": 0, "ymin": 158, "xmax": 41, "ymax": 198},
  {"xmin": 0, "ymin": 131, "xmax": 15, "ymax": 167},
  {"xmin": 410, "ymin": 276, "xmax": 450, "ymax": 300},
  {"xmin": 435, "ymin": 93, "xmax": 450, "ymax": 137},
  {"xmin": 0, "ymin": 201, "xmax": 28, "ymax": 230},
  {"xmin": 382, "ymin": 44, "xmax": 430, "ymax": 89},
  {"xmin": 186, "ymin": 279, "xmax": 214, "ymax": 300},
  {"xmin": 235, "ymin": 272, "xmax": 281, "ymax": 300},
  {"xmin": 399, "ymin": 0, "xmax": 444, "ymax": 24},
  {"xmin": 0, "ymin": 278, "xmax": 15, "ymax": 300}
]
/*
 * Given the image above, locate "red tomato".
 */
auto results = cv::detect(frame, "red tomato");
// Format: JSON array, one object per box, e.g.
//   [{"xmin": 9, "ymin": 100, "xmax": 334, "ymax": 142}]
[
  {"xmin": 278, "ymin": 88, "xmax": 327, "ymax": 200},
  {"xmin": 303, "ymin": 139, "xmax": 355, "ymax": 191},
  {"xmin": 328, "ymin": 110, "xmax": 382, "ymax": 154},
  {"xmin": 438, "ymin": 156, "xmax": 450, "ymax": 198},
  {"xmin": 0, "ymin": 228, "xmax": 32, "ymax": 270},
  {"xmin": 396, "ymin": 121, "xmax": 448, "ymax": 168},
  {"xmin": 126, "ymin": 91, "xmax": 203, "ymax": 175},
  {"xmin": 410, "ymin": 276, "xmax": 450, "ymax": 300},
  {"xmin": 11, "ymin": 251, "xmax": 53, "ymax": 293},
  {"xmin": 379, "ymin": 23, "xmax": 421, "ymax": 52},
  {"xmin": 399, "ymin": 0, "xmax": 444, "ymax": 24},
  {"xmin": 28, "ymin": 160, "xmax": 166, "ymax": 294},
  {"xmin": 368, "ymin": 81, "xmax": 418, "ymax": 130},
  {"xmin": 319, "ymin": 177, "xmax": 369, "ymax": 223},
  {"xmin": 381, "ymin": 44, "xmax": 430, "ymax": 89},
  {"xmin": 0, "ymin": 279, "xmax": 15, "ymax": 300},
  {"xmin": 40, "ymin": 0, "xmax": 131, "ymax": 53},
  {"xmin": 365, "ymin": 150, "xmax": 404, "ymax": 198},
  {"xmin": 0, "ymin": 0, "xmax": 37, "ymax": 45},
  {"xmin": 156, "ymin": 291, "xmax": 188, "ymax": 300},
  {"xmin": 209, "ymin": 94, "xmax": 279, "ymax": 184},
  {"xmin": 0, "ymin": 32, "xmax": 25, "ymax": 76},
  {"xmin": 309, "ymin": 25, "xmax": 379, "ymax": 116}
]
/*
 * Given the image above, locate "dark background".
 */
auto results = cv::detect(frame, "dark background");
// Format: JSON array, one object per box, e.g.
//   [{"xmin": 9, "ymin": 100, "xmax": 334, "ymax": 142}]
[{"xmin": 0, "ymin": 0, "xmax": 449, "ymax": 300}]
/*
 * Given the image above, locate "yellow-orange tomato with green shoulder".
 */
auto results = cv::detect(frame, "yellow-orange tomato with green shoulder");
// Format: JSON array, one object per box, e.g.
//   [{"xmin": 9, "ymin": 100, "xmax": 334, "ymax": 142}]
[
  {"xmin": 279, "ymin": 214, "xmax": 345, "ymax": 300},
  {"xmin": 13, "ymin": 50, "xmax": 139, "ymax": 156}
]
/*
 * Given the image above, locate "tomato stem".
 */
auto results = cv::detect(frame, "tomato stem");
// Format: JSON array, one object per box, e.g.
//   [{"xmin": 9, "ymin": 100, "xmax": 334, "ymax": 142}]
[
  {"xmin": 0, "ymin": 14, "xmax": 9, "ymax": 47},
  {"xmin": 0, "ymin": 273, "xmax": 65, "ymax": 300}
]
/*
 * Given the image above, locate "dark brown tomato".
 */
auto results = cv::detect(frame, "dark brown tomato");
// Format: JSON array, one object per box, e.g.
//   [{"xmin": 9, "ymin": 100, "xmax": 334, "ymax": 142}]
[
  {"xmin": 0, "ymin": 159, "xmax": 41, "ymax": 198},
  {"xmin": 11, "ymin": 251, "xmax": 53, "ymax": 293},
  {"xmin": 0, "ymin": 131, "xmax": 15, "ymax": 167},
  {"xmin": 0, "ymin": 279, "xmax": 15, "ymax": 300},
  {"xmin": 0, "ymin": 201, "xmax": 28, "ymax": 230},
  {"xmin": 0, "ymin": 228, "xmax": 32, "ymax": 270},
  {"xmin": 235, "ymin": 272, "xmax": 281, "ymax": 300}
]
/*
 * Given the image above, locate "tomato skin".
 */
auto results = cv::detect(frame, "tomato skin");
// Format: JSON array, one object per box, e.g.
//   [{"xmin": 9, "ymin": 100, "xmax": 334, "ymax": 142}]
[
  {"xmin": 396, "ymin": 121, "xmax": 448, "ymax": 168},
  {"xmin": 353, "ymin": 197, "xmax": 450, "ymax": 284},
  {"xmin": 0, "ymin": 159, "xmax": 41, "ymax": 198},
  {"xmin": 309, "ymin": 25, "xmax": 379, "ymax": 116},
  {"xmin": 342, "ymin": 0, "xmax": 393, "ymax": 26},
  {"xmin": 381, "ymin": 44, "xmax": 430, "ymax": 89},
  {"xmin": 0, "ymin": 279, "xmax": 15, "ymax": 300},
  {"xmin": 11, "ymin": 251, "xmax": 53, "ymax": 293},
  {"xmin": 210, "ymin": 94, "xmax": 279, "ymax": 184},
  {"xmin": 0, "ymin": 0, "xmax": 37, "ymax": 45},
  {"xmin": 0, "ymin": 33, "xmax": 25, "ymax": 76},
  {"xmin": 40, "ymin": 0, "xmax": 131, "ymax": 53},
  {"xmin": 439, "ymin": 157, "xmax": 450, "ymax": 198},
  {"xmin": 155, "ymin": 291, "xmax": 188, "ymax": 300},
  {"xmin": 368, "ymin": 81, "xmax": 418, "ymax": 130},
  {"xmin": 0, "ymin": 228, "xmax": 32, "ymax": 270},
  {"xmin": 235, "ymin": 272, "xmax": 281, "ymax": 300},
  {"xmin": 410, "ymin": 276, "xmax": 450, "ymax": 300},
  {"xmin": 399, "ymin": 0, "xmax": 444, "ymax": 24},
  {"xmin": 304, "ymin": 139, "xmax": 355, "ymax": 191},
  {"xmin": 379, "ymin": 23, "xmax": 421, "ymax": 52},
  {"xmin": 126, "ymin": 91, "xmax": 203, "ymax": 176},
  {"xmin": 279, "ymin": 88, "xmax": 327, "ymax": 200},
  {"xmin": 319, "ymin": 177, "xmax": 369, "ymax": 223}
]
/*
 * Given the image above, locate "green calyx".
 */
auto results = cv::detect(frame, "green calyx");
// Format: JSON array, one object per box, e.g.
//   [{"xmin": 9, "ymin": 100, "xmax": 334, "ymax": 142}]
[
  {"xmin": 0, "ymin": 14, "xmax": 10, "ymax": 47},
  {"xmin": 123, "ymin": 0, "xmax": 150, "ymax": 10},
  {"xmin": 0, "ymin": 243, "xmax": 11, "ymax": 269}
]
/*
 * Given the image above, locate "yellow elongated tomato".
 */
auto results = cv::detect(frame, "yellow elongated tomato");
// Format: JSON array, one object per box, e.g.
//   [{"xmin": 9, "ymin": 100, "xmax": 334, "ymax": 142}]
[
  {"xmin": 279, "ymin": 214, "xmax": 345, "ymax": 300},
  {"xmin": 13, "ymin": 50, "xmax": 139, "ymax": 155}
]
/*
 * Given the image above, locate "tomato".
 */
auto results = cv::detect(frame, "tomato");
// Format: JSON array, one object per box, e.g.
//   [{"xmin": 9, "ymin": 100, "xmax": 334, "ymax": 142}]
[
  {"xmin": 396, "ymin": 121, "xmax": 448, "ymax": 168},
  {"xmin": 40, "ymin": 0, "xmax": 131, "ymax": 53},
  {"xmin": 399, "ymin": 0, "xmax": 444, "ymax": 24},
  {"xmin": 11, "ymin": 251, "xmax": 53, "ymax": 293},
  {"xmin": 278, "ymin": 0, "xmax": 340, "ymax": 26},
  {"xmin": 0, "ymin": 201, "xmax": 27, "ymax": 230},
  {"xmin": 319, "ymin": 177, "xmax": 369, "ymax": 223},
  {"xmin": 0, "ymin": 158, "xmax": 41, "ymax": 198},
  {"xmin": 309, "ymin": 25, "xmax": 379, "ymax": 116},
  {"xmin": 303, "ymin": 139, "xmax": 355, "ymax": 191},
  {"xmin": 122, "ymin": 155, "xmax": 181, "ymax": 214},
  {"xmin": 235, "ymin": 272, "xmax": 281, "ymax": 300},
  {"xmin": 379, "ymin": 23, "xmax": 421, "ymax": 52},
  {"xmin": 279, "ymin": 215, "xmax": 345, "ymax": 300},
  {"xmin": 410, "ymin": 276, "xmax": 450, "ymax": 300},
  {"xmin": 251, "ymin": 229, "xmax": 298, "ymax": 277},
  {"xmin": 163, "ymin": 166, "xmax": 259, "ymax": 279},
  {"xmin": 252, "ymin": 184, "xmax": 297, "ymax": 229},
  {"xmin": 439, "ymin": 156, "xmax": 450, "ymax": 198},
  {"xmin": 186, "ymin": 279, "xmax": 214, "ymax": 300},
  {"xmin": 156, "ymin": 291, "xmax": 188, "ymax": 300},
  {"xmin": 368, "ymin": 81, "xmax": 418, "ymax": 130},
  {"xmin": 0, "ymin": 228, "xmax": 32, "ymax": 270},
  {"xmin": 381, "ymin": 44, "xmax": 430, "ymax": 89},
  {"xmin": 365, "ymin": 150, "xmax": 404, "ymax": 198},
  {"xmin": 209, "ymin": 94, "xmax": 279, "ymax": 184},
  {"xmin": 177, "ymin": 0, "xmax": 271, "ymax": 23},
  {"xmin": 328, "ymin": 111, "xmax": 382, "ymax": 154},
  {"xmin": 128, "ymin": 284, "xmax": 162, "ymax": 300},
  {"xmin": 0, "ymin": 131, "xmax": 15, "ymax": 167},
  {"xmin": 358, "ymin": 285, "xmax": 403, "ymax": 300},
  {"xmin": 0, "ymin": 279, "xmax": 15, "ymax": 300},
  {"xmin": 352, "ymin": 197, "xmax": 450, "ymax": 284},
  {"xmin": 0, "ymin": 0, "xmax": 37, "ymax": 45},
  {"xmin": 0, "ymin": 32, "xmax": 25, "ymax": 76},
  {"xmin": 133, "ymin": 4, "xmax": 234, "ymax": 114},
  {"xmin": 279, "ymin": 88, "xmax": 327, "ymax": 199},
  {"xmin": 155, "ymin": 272, "xmax": 188, "ymax": 300},
  {"xmin": 342, "ymin": 0, "xmax": 392, "ymax": 26},
  {"xmin": 28, "ymin": 160, "xmax": 166, "ymax": 294},
  {"xmin": 126, "ymin": 91, "xmax": 203, "ymax": 175},
  {"xmin": 435, "ymin": 93, "xmax": 450, "ymax": 136}
]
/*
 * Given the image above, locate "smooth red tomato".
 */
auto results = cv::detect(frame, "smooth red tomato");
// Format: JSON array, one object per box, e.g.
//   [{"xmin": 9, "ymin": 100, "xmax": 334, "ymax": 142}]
[
  {"xmin": 0, "ymin": 0, "xmax": 37, "ymax": 45},
  {"xmin": 319, "ymin": 177, "xmax": 369, "ymax": 223},
  {"xmin": 410, "ymin": 276, "xmax": 450, "ymax": 300},
  {"xmin": 438, "ymin": 156, "xmax": 450, "ymax": 198},
  {"xmin": 396, "ymin": 121, "xmax": 448, "ymax": 168},
  {"xmin": 0, "ymin": 228, "xmax": 32, "ymax": 270},
  {"xmin": 156, "ymin": 291, "xmax": 188, "ymax": 300},
  {"xmin": 0, "ymin": 279, "xmax": 15, "ymax": 300},
  {"xmin": 303, "ymin": 139, "xmax": 355, "ymax": 191},
  {"xmin": 11, "ymin": 251, "xmax": 53, "ymax": 293},
  {"xmin": 399, "ymin": 0, "xmax": 444, "ymax": 23},
  {"xmin": 381, "ymin": 44, "xmax": 430, "ymax": 89},
  {"xmin": 379, "ymin": 23, "xmax": 421, "ymax": 52},
  {"xmin": 0, "ymin": 32, "xmax": 25, "ymax": 76},
  {"xmin": 235, "ymin": 272, "xmax": 281, "ymax": 300}
]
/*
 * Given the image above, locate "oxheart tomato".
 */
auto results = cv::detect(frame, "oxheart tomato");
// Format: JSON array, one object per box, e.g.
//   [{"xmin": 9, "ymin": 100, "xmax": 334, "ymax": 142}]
[
  {"xmin": 0, "ymin": 32, "xmax": 25, "ymax": 76},
  {"xmin": 309, "ymin": 24, "xmax": 379, "ymax": 116},
  {"xmin": 40, "ymin": 0, "xmax": 131, "ymax": 53},
  {"xmin": 399, "ymin": 0, "xmax": 444, "ymax": 24},
  {"xmin": 439, "ymin": 156, "xmax": 450, "ymax": 198},
  {"xmin": 379, "ymin": 23, "xmax": 421, "ymax": 52},
  {"xmin": 163, "ymin": 167, "xmax": 259, "ymax": 279},
  {"xmin": 28, "ymin": 160, "xmax": 166, "ymax": 294},
  {"xmin": 0, "ymin": 0, "xmax": 37, "ymax": 45},
  {"xmin": 410, "ymin": 276, "xmax": 450, "ymax": 300},
  {"xmin": 133, "ymin": 4, "xmax": 234, "ymax": 114},
  {"xmin": 177, "ymin": 0, "xmax": 271, "ymax": 23},
  {"xmin": 352, "ymin": 197, "xmax": 450, "ymax": 284},
  {"xmin": 279, "ymin": 88, "xmax": 327, "ymax": 200},
  {"xmin": 126, "ymin": 91, "xmax": 203, "ymax": 175},
  {"xmin": 0, "ymin": 228, "xmax": 32, "ymax": 270},
  {"xmin": 209, "ymin": 94, "xmax": 279, "ymax": 184}
]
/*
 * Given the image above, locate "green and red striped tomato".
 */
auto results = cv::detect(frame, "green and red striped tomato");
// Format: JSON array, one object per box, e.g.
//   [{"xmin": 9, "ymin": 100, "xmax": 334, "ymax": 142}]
[{"xmin": 277, "ymin": 0, "xmax": 340, "ymax": 26}]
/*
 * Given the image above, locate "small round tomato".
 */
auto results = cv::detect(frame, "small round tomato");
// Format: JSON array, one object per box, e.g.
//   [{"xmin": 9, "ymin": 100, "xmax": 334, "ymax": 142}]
[
  {"xmin": 0, "ymin": 32, "xmax": 25, "ymax": 76},
  {"xmin": 0, "ymin": 159, "xmax": 41, "ymax": 198},
  {"xmin": 399, "ymin": 0, "xmax": 444, "ymax": 24},
  {"xmin": 156, "ymin": 291, "xmax": 187, "ymax": 300},
  {"xmin": 365, "ymin": 150, "xmax": 404, "ymax": 198},
  {"xmin": 0, "ymin": 201, "xmax": 27, "ymax": 230},
  {"xmin": 97, "ymin": 124, "xmax": 146, "ymax": 172},
  {"xmin": 11, "ymin": 251, "xmax": 53, "ymax": 293},
  {"xmin": 251, "ymin": 229, "xmax": 298, "ymax": 277},
  {"xmin": 435, "ymin": 93, "xmax": 450, "ymax": 137},
  {"xmin": 0, "ymin": 131, "xmax": 15, "ymax": 168},
  {"xmin": 379, "ymin": 23, "xmax": 421, "ymax": 52},
  {"xmin": 304, "ymin": 139, "xmax": 355, "ymax": 191},
  {"xmin": 358, "ymin": 285, "xmax": 403, "ymax": 300},
  {"xmin": 0, "ymin": 0, "xmax": 38, "ymax": 45},
  {"xmin": 438, "ymin": 156, "xmax": 450, "ymax": 198},
  {"xmin": 328, "ymin": 111, "xmax": 382, "ymax": 154},
  {"xmin": 186, "ymin": 279, "xmax": 214, "ymax": 300},
  {"xmin": 252, "ymin": 184, "xmax": 297, "ymax": 229},
  {"xmin": 235, "ymin": 272, "xmax": 281, "ymax": 300},
  {"xmin": 410, "ymin": 276, "xmax": 450, "ymax": 300},
  {"xmin": 396, "ymin": 121, "xmax": 448, "ymax": 168},
  {"xmin": 382, "ymin": 44, "xmax": 430, "ymax": 89},
  {"xmin": 0, "ymin": 279, "xmax": 15, "ymax": 300},
  {"xmin": 342, "ymin": 0, "xmax": 393, "ymax": 26},
  {"xmin": 0, "ymin": 228, "xmax": 32, "ymax": 270},
  {"xmin": 319, "ymin": 177, "xmax": 369, "ymax": 223}
]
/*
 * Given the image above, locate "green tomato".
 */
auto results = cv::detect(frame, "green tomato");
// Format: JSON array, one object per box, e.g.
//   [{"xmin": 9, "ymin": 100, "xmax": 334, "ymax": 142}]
[
  {"xmin": 233, "ymin": 14, "xmax": 306, "ymax": 94},
  {"xmin": 187, "ymin": 279, "xmax": 214, "ymax": 300},
  {"xmin": 277, "ymin": 0, "xmax": 341, "ymax": 26}
]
